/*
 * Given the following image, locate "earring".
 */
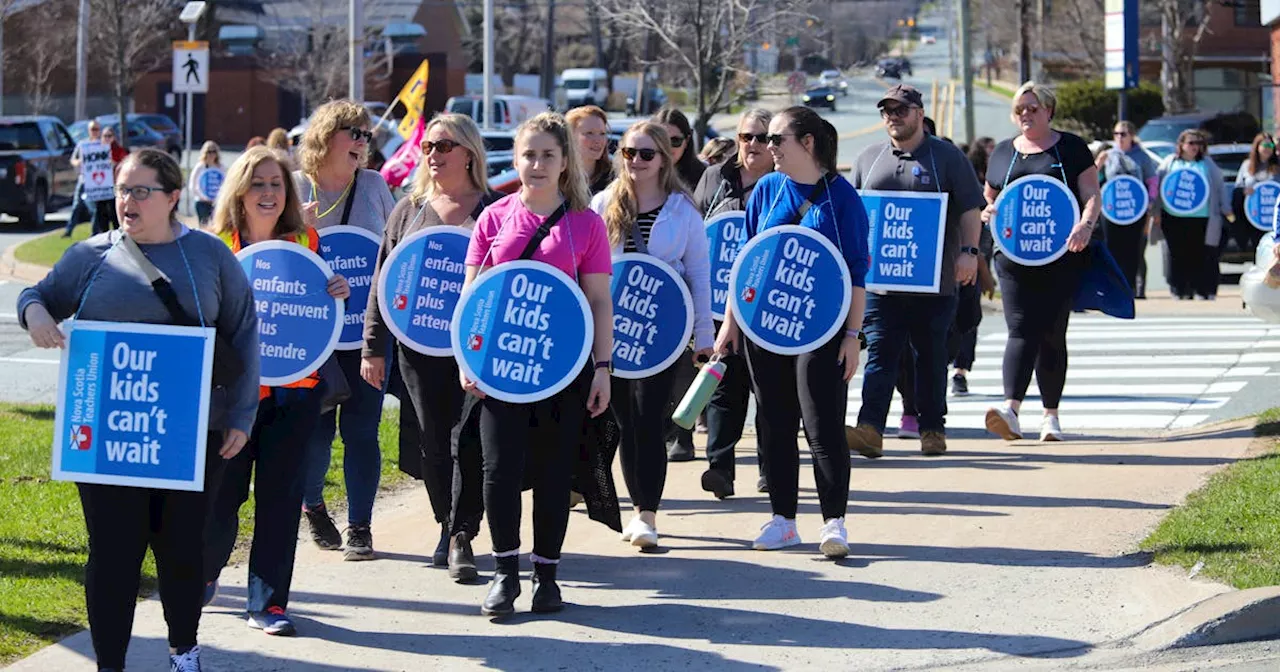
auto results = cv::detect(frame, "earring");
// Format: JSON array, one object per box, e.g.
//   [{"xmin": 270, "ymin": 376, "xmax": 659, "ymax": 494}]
[{"xmin": 467, "ymin": 161, "xmax": 473, "ymax": 170}]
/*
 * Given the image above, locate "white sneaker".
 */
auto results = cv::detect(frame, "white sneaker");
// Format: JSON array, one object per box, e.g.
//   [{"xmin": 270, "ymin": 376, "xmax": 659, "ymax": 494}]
[
  {"xmin": 620, "ymin": 517, "xmax": 658, "ymax": 547},
  {"xmin": 818, "ymin": 518, "xmax": 849, "ymax": 558},
  {"xmin": 620, "ymin": 517, "xmax": 640, "ymax": 542},
  {"xmin": 985, "ymin": 406, "xmax": 1023, "ymax": 441},
  {"xmin": 752, "ymin": 515, "xmax": 801, "ymax": 550},
  {"xmin": 1040, "ymin": 415, "xmax": 1064, "ymax": 442}
]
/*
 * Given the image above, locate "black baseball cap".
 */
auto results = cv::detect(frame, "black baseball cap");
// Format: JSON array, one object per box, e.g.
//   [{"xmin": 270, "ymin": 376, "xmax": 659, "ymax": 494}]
[{"xmin": 877, "ymin": 84, "xmax": 924, "ymax": 109}]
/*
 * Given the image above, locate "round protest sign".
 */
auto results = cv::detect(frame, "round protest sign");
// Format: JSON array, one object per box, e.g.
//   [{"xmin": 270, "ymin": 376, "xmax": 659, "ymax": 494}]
[
  {"xmin": 451, "ymin": 261, "xmax": 593, "ymax": 403},
  {"xmin": 1246, "ymin": 181, "xmax": 1280, "ymax": 232},
  {"xmin": 992, "ymin": 174, "xmax": 1081, "ymax": 267},
  {"xmin": 318, "ymin": 226, "xmax": 381, "ymax": 350},
  {"xmin": 1100, "ymin": 175, "xmax": 1148, "ymax": 226},
  {"xmin": 237, "ymin": 241, "xmax": 344, "ymax": 386},
  {"xmin": 198, "ymin": 167, "xmax": 225, "ymax": 201},
  {"xmin": 1160, "ymin": 167, "xmax": 1210, "ymax": 217},
  {"xmin": 705, "ymin": 210, "xmax": 748, "ymax": 320},
  {"xmin": 610, "ymin": 253, "xmax": 693, "ymax": 379},
  {"xmin": 728, "ymin": 225, "xmax": 851, "ymax": 355},
  {"xmin": 378, "ymin": 226, "xmax": 471, "ymax": 357}
]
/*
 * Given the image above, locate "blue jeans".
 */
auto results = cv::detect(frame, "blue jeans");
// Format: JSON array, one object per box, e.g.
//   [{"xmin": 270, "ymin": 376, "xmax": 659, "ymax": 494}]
[
  {"xmin": 302, "ymin": 349, "xmax": 386, "ymax": 525},
  {"xmin": 857, "ymin": 292, "xmax": 959, "ymax": 434}
]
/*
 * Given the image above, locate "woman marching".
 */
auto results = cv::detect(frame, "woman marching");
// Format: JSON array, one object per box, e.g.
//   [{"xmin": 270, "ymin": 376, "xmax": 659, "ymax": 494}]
[
  {"xmin": 714, "ymin": 106, "xmax": 868, "ymax": 558},
  {"xmin": 590, "ymin": 121, "xmax": 713, "ymax": 548},
  {"xmin": 694, "ymin": 108, "xmax": 774, "ymax": 499},
  {"xmin": 1232, "ymin": 132, "xmax": 1279, "ymax": 255},
  {"xmin": 460, "ymin": 112, "xmax": 613, "ymax": 616},
  {"xmin": 567, "ymin": 105, "xmax": 613, "ymax": 195},
  {"xmin": 362, "ymin": 113, "xmax": 500, "ymax": 579},
  {"xmin": 202, "ymin": 147, "xmax": 352, "ymax": 637},
  {"xmin": 982, "ymin": 82, "xmax": 1102, "ymax": 442},
  {"xmin": 1152, "ymin": 130, "xmax": 1229, "ymax": 301},
  {"xmin": 20, "ymin": 148, "xmax": 260, "ymax": 671},
  {"xmin": 189, "ymin": 141, "xmax": 223, "ymax": 227},
  {"xmin": 293, "ymin": 100, "xmax": 397, "ymax": 559},
  {"xmin": 1104, "ymin": 121, "xmax": 1158, "ymax": 296}
]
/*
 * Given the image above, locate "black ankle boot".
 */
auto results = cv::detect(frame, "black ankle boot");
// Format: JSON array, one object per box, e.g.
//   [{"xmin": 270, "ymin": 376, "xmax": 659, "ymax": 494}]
[
  {"xmin": 432, "ymin": 523, "xmax": 449, "ymax": 567},
  {"xmin": 530, "ymin": 562, "xmax": 563, "ymax": 614},
  {"xmin": 448, "ymin": 531, "xmax": 478, "ymax": 583},
  {"xmin": 481, "ymin": 555, "xmax": 521, "ymax": 616}
]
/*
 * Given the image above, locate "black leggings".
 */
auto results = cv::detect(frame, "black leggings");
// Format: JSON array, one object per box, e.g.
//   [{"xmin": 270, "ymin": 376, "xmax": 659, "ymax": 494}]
[
  {"xmin": 1161, "ymin": 215, "xmax": 1214, "ymax": 298},
  {"xmin": 612, "ymin": 364, "xmax": 679, "ymax": 512},
  {"xmin": 1105, "ymin": 217, "xmax": 1145, "ymax": 294},
  {"xmin": 996, "ymin": 252, "xmax": 1086, "ymax": 409},
  {"xmin": 398, "ymin": 346, "xmax": 470, "ymax": 529},
  {"xmin": 744, "ymin": 334, "xmax": 850, "ymax": 521},
  {"xmin": 80, "ymin": 439, "xmax": 220, "ymax": 669}
]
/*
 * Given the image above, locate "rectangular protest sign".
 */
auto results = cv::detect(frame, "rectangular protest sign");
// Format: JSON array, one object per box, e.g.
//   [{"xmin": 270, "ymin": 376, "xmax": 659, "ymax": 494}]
[
  {"xmin": 860, "ymin": 190, "xmax": 949, "ymax": 293},
  {"xmin": 80, "ymin": 142, "xmax": 114, "ymax": 203},
  {"xmin": 52, "ymin": 321, "xmax": 215, "ymax": 492}
]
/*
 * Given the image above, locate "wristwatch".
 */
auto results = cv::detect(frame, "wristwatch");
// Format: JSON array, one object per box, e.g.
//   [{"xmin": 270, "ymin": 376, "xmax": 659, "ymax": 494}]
[
  {"xmin": 960, "ymin": 245, "xmax": 980, "ymax": 256},
  {"xmin": 594, "ymin": 359, "xmax": 613, "ymax": 374}
]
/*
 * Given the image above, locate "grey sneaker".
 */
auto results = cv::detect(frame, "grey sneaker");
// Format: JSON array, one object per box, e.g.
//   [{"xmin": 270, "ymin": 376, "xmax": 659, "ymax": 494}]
[
  {"xmin": 169, "ymin": 645, "xmax": 201, "ymax": 672},
  {"xmin": 343, "ymin": 524, "xmax": 374, "ymax": 561}
]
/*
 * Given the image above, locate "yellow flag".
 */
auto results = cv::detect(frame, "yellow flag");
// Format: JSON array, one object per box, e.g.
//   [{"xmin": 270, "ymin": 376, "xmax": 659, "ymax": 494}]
[{"xmin": 396, "ymin": 60, "xmax": 430, "ymax": 139}]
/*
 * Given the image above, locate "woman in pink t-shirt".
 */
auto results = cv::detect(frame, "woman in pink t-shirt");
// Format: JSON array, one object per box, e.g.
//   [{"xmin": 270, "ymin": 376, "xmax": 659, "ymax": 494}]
[{"xmin": 460, "ymin": 112, "xmax": 613, "ymax": 618}]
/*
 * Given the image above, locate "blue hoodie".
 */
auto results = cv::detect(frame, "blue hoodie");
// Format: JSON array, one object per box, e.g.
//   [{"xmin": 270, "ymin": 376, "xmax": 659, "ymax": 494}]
[{"xmin": 744, "ymin": 172, "xmax": 871, "ymax": 287}]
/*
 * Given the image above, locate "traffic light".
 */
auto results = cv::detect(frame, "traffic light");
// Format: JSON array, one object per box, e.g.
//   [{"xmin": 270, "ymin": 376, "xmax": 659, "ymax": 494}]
[
  {"xmin": 908, "ymin": 17, "xmax": 915, "ymax": 27},
  {"xmin": 897, "ymin": 19, "xmax": 905, "ymax": 26},
  {"xmin": 762, "ymin": 42, "xmax": 770, "ymax": 50}
]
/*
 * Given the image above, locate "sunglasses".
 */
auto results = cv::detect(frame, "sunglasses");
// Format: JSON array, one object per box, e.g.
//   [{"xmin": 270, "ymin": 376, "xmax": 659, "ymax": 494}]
[
  {"xmin": 738, "ymin": 132, "xmax": 768, "ymax": 145},
  {"xmin": 1014, "ymin": 104, "xmax": 1041, "ymax": 116},
  {"xmin": 669, "ymin": 135, "xmax": 685, "ymax": 148},
  {"xmin": 343, "ymin": 127, "xmax": 374, "ymax": 143},
  {"xmin": 1263, "ymin": 142, "xmax": 1276, "ymax": 150},
  {"xmin": 766, "ymin": 134, "xmax": 795, "ymax": 147},
  {"xmin": 423, "ymin": 139, "xmax": 460, "ymax": 154},
  {"xmin": 620, "ymin": 147, "xmax": 657, "ymax": 162},
  {"xmin": 880, "ymin": 105, "xmax": 915, "ymax": 119},
  {"xmin": 1185, "ymin": 140, "xmax": 1206, "ymax": 147}
]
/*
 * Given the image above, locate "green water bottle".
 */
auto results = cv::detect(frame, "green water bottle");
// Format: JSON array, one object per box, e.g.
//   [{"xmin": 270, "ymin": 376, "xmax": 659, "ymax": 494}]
[{"xmin": 671, "ymin": 356, "xmax": 726, "ymax": 430}]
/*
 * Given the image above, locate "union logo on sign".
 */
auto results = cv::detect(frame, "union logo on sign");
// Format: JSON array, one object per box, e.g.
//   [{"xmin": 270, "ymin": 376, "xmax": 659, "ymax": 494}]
[
  {"xmin": 468, "ymin": 334, "xmax": 483, "ymax": 350},
  {"xmin": 394, "ymin": 294, "xmax": 408, "ymax": 310},
  {"xmin": 742, "ymin": 287, "xmax": 756, "ymax": 303},
  {"xmin": 70, "ymin": 425, "xmax": 92, "ymax": 450}
]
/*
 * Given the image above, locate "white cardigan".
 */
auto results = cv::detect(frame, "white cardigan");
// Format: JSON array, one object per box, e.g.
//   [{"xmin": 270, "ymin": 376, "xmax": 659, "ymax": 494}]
[{"xmin": 590, "ymin": 187, "xmax": 714, "ymax": 352}]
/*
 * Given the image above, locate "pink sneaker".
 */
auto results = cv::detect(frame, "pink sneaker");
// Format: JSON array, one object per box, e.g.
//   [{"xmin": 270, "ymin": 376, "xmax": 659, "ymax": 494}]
[{"xmin": 898, "ymin": 415, "xmax": 920, "ymax": 439}]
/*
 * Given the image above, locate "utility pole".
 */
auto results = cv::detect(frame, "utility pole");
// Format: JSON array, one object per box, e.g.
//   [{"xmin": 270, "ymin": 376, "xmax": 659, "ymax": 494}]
[
  {"xmin": 482, "ymin": 0, "xmax": 493, "ymax": 129},
  {"xmin": 1018, "ymin": 0, "xmax": 1031, "ymax": 83},
  {"xmin": 349, "ymin": 0, "xmax": 364, "ymax": 101},
  {"xmin": 75, "ymin": 0, "xmax": 89, "ymax": 120},
  {"xmin": 541, "ymin": 0, "xmax": 556, "ymax": 100},
  {"xmin": 960, "ymin": 0, "xmax": 974, "ymax": 144}
]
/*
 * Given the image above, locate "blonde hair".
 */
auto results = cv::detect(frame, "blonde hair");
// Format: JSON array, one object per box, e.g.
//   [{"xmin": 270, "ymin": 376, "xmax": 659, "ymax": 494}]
[
  {"xmin": 266, "ymin": 128, "xmax": 291, "ymax": 152},
  {"xmin": 1012, "ymin": 81, "xmax": 1057, "ymax": 119},
  {"xmin": 409, "ymin": 113, "xmax": 489, "ymax": 205},
  {"xmin": 209, "ymin": 147, "xmax": 307, "ymax": 241},
  {"xmin": 603, "ymin": 121, "xmax": 691, "ymax": 247},
  {"xmin": 515, "ymin": 112, "xmax": 590, "ymax": 212},
  {"xmin": 566, "ymin": 105, "xmax": 611, "ymax": 182},
  {"xmin": 699, "ymin": 137, "xmax": 736, "ymax": 165},
  {"xmin": 199, "ymin": 141, "xmax": 221, "ymax": 167},
  {"xmin": 297, "ymin": 99, "xmax": 370, "ymax": 177}
]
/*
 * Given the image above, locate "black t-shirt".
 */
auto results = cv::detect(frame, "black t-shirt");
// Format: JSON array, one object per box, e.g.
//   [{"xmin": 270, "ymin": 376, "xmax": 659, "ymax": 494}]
[{"xmin": 986, "ymin": 131, "xmax": 1098, "ymax": 242}]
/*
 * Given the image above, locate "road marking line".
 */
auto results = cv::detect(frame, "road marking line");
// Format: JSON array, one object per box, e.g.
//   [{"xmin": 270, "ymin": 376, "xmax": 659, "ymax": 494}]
[
  {"xmin": 976, "ymin": 341, "xmax": 1280, "ymax": 353},
  {"xmin": 0, "ymin": 312, "xmax": 17, "ymax": 320}
]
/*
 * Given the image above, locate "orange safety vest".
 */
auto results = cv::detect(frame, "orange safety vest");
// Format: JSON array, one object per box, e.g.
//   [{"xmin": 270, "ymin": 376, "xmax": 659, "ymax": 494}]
[{"xmin": 220, "ymin": 227, "xmax": 324, "ymax": 399}]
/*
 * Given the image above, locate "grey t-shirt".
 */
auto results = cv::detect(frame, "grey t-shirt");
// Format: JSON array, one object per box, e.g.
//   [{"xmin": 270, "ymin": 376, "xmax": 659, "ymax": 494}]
[
  {"xmin": 293, "ymin": 168, "xmax": 396, "ymax": 237},
  {"xmin": 851, "ymin": 136, "xmax": 986, "ymax": 295}
]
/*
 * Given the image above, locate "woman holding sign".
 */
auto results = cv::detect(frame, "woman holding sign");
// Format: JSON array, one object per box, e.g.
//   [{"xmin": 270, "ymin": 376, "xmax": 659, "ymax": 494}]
[
  {"xmin": 714, "ymin": 106, "xmax": 869, "ymax": 558},
  {"xmin": 189, "ymin": 141, "xmax": 224, "ymax": 227},
  {"xmin": 362, "ymin": 113, "xmax": 500, "ymax": 578},
  {"xmin": 981, "ymin": 82, "xmax": 1101, "ymax": 443},
  {"xmin": 1153, "ymin": 130, "xmax": 1230, "ymax": 301},
  {"xmin": 460, "ymin": 112, "xmax": 613, "ymax": 616},
  {"xmin": 589, "ymin": 121, "xmax": 713, "ymax": 548},
  {"xmin": 1231, "ymin": 132, "xmax": 1278, "ymax": 256},
  {"xmin": 203, "ymin": 146, "xmax": 352, "ymax": 637},
  {"xmin": 19, "ymin": 148, "xmax": 260, "ymax": 672}
]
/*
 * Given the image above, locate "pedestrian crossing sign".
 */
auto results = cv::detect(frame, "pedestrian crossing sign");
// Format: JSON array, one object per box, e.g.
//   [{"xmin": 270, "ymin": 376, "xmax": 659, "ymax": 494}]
[{"xmin": 172, "ymin": 41, "xmax": 209, "ymax": 94}]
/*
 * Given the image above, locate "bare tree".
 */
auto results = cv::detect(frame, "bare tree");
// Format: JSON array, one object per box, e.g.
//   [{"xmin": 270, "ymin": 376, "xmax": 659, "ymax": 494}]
[
  {"xmin": 458, "ymin": 0, "xmax": 543, "ymax": 90},
  {"xmin": 89, "ymin": 0, "xmax": 178, "ymax": 148},
  {"xmin": 1157, "ymin": 0, "xmax": 1214, "ymax": 115},
  {"xmin": 23, "ymin": 0, "xmax": 76, "ymax": 114}
]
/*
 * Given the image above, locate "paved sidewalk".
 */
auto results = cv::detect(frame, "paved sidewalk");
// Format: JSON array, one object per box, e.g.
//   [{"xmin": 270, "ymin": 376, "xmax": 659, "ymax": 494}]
[{"xmin": 8, "ymin": 421, "xmax": 1258, "ymax": 671}]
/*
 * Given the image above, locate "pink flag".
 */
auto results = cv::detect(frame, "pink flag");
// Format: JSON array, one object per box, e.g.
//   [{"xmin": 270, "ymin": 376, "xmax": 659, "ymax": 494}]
[{"xmin": 380, "ymin": 116, "xmax": 425, "ymax": 189}]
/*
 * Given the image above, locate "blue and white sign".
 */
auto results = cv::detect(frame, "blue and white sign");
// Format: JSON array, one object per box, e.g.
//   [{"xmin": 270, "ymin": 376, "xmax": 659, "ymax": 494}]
[
  {"xmin": 610, "ymin": 253, "xmax": 693, "ymax": 379},
  {"xmin": 378, "ymin": 226, "xmax": 471, "ymax": 357},
  {"xmin": 992, "ymin": 175, "xmax": 1081, "ymax": 267},
  {"xmin": 1246, "ymin": 181, "xmax": 1280, "ymax": 232},
  {"xmin": 319, "ymin": 225, "xmax": 381, "ymax": 350},
  {"xmin": 198, "ymin": 167, "xmax": 225, "ymax": 201},
  {"xmin": 860, "ymin": 189, "xmax": 949, "ymax": 293},
  {"xmin": 1104, "ymin": 0, "xmax": 1139, "ymax": 90},
  {"xmin": 53, "ymin": 321, "xmax": 214, "ymax": 491},
  {"xmin": 729, "ymin": 225, "xmax": 852, "ymax": 355},
  {"xmin": 452, "ymin": 260, "xmax": 593, "ymax": 402},
  {"xmin": 237, "ymin": 241, "xmax": 344, "ymax": 386},
  {"xmin": 1160, "ymin": 168, "xmax": 1210, "ymax": 217},
  {"xmin": 705, "ymin": 210, "xmax": 748, "ymax": 319},
  {"xmin": 1101, "ymin": 175, "xmax": 1149, "ymax": 226}
]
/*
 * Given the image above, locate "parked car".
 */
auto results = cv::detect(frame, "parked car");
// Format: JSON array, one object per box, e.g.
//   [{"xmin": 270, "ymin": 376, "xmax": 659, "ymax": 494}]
[
  {"xmin": 818, "ymin": 70, "xmax": 849, "ymax": 97},
  {"xmin": 801, "ymin": 86, "xmax": 838, "ymax": 111},
  {"xmin": 445, "ymin": 95, "xmax": 551, "ymax": 131},
  {"xmin": 97, "ymin": 113, "xmax": 182, "ymax": 157},
  {"xmin": 0, "ymin": 116, "xmax": 77, "ymax": 226},
  {"xmin": 1209, "ymin": 142, "xmax": 1258, "ymax": 265},
  {"xmin": 559, "ymin": 68, "xmax": 610, "ymax": 109},
  {"xmin": 921, "ymin": 35, "xmax": 937, "ymax": 45},
  {"xmin": 626, "ymin": 88, "xmax": 668, "ymax": 116},
  {"xmin": 1138, "ymin": 112, "xmax": 1259, "ymax": 148},
  {"xmin": 102, "ymin": 121, "xmax": 168, "ymax": 152}
]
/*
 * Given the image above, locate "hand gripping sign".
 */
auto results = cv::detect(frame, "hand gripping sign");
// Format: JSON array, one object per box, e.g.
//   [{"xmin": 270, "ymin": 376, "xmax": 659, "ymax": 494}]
[
  {"xmin": 1160, "ymin": 167, "xmax": 1210, "ymax": 217},
  {"xmin": 992, "ymin": 174, "xmax": 1081, "ymax": 267},
  {"xmin": 1101, "ymin": 175, "xmax": 1149, "ymax": 226},
  {"xmin": 860, "ymin": 190, "xmax": 949, "ymax": 293},
  {"xmin": 452, "ymin": 261, "xmax": 594, "ymax": 403},
  {"xmin": 237, "ymin": 241, "xmax": 344, "ymax": 386},
  {"xmin": 53, "ymin": 321, "xmax": 214, "ymax": 491},
  {"xmin": 729, "ymin": 225, "xmax": 852, "ymax": 355},
  {"xmin": 318, "ymin": 226, "xmax": 381, "ymax": 350},
  {"xmin": 1247, "ymin": 181, "xmax": 1280, "ymax": 232},
  {"xmin": 610, "ymin": 253, "xmax": 694, "ymax": 379},
  {"xmin": 704, "ymin": 210, "xmax": 749, "ymax": 319},
  {"xmin": 378, "ymin": 226, "xmax": 472, "ymax": 356}
]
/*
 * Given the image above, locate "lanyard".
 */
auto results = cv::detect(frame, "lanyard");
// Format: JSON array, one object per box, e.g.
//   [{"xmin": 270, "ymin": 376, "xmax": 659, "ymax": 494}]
[
  {"xmin": 479, "ymin": 198, "xmax": 578, "ymax": 283},
  {"xmin": 760, "ymin": 174, "xmax": 844, "ymax": 253},
  {"xmin": 1002, "ymin": 140, "xmax": 1068, "ymax": 189},
  {"xmin": 864, "ymin": 137, "xmax": 943, "ymax": 194}
]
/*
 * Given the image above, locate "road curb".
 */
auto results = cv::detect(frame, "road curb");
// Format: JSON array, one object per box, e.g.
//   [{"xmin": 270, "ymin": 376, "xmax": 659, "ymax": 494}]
[
  {"xmin": 1127, "ymin": 586, "xmax": 1280, "ymax": 650},
  {"xmin": 0, "ymin": 234, "xmax": 53, "ymax": 285}
]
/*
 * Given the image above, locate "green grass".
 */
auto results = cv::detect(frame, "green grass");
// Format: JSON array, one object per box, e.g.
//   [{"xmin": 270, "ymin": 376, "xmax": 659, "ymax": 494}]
[
  {"xmin": 976, "ymin": 81, "xmax": 1017, "ymax": 99},
  {"xmin": 1140, "ymin": 408, "xmax": 1280, "ymax": 589},
  {"xmin": 13, "ymin": 224, "xmax": 90, "ymax": 268},
  {"xmin": 0, "ymin": 402, "xmax": 405, "ymax": 664}
]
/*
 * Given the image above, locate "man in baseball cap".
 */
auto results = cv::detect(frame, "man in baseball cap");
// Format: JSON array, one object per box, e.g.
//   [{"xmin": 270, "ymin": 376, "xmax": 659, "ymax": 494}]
[{"xmin": 877, "ymin": 84, "xmax": 924, "ymax": 110}]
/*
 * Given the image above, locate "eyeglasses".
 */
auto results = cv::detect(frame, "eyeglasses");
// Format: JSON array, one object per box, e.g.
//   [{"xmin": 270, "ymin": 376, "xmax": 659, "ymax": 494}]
[
  {"xmin": 1014, "ymin": 104, "xmax": 1041, "ymax": 116},
  {"xmin": 114, "ymin": 185, "xmax": 170, "ymax": 201},
  {"xmin": 343, "ymin": 127, "xmax": 374, "ymax": 143},
  {"xmin": 669, "ymin": 135, "xmax": 685, "ymax": 148},
  {"xmin": 880, "ymin": 105, "xmax": 915, "ymax": 119},
  {"xmin": 620, "ymin": 147, "xmax": 657, "ymax": 162},
  {"xmin": 1113, "ymin": 131, "xmax": 1130, "ymax": 138},
  {"xmin": 423, "ymin": 139, "xmax": 460, "ymax": 154},
  {"xmin": 738, "ymin": 132, "xmax": 768, "ymax": 145},
  {"xmin": 766, "ymin": 134, "xmax": 795, "ymax": 147}
]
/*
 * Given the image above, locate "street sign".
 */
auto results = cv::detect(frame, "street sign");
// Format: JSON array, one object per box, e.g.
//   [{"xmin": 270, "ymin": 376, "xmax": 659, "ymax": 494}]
[
  {"xmin": 1103, "ymin": 0, "xmax": 1138, "ymax": 90},
  {"xmin": 172, "ymin": 41, "xmax": 209, "ymax": 94}
]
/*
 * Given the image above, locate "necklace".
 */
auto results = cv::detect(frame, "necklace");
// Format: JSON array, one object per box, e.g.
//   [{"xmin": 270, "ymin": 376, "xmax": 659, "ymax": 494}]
[{"xmin": 310, "ymin": 175, "xmax": 354, "ymax": 219}]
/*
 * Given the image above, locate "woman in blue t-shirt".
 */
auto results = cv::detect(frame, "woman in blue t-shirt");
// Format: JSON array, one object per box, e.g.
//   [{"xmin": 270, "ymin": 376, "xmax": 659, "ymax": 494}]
[
  {"xmin": 714, "ymin": 106, "xmax": 869, "ymax": 559},
  {"xmin": 1153, "ymin": 129, "xmax": 1229, "ymax": 300}
]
